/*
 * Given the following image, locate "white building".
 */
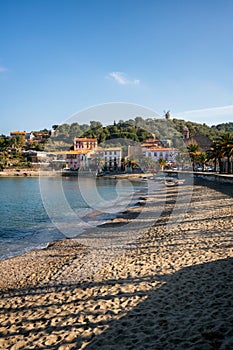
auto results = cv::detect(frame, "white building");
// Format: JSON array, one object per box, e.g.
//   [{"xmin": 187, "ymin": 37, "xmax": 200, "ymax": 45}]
[
  {"xmin": 94, "ymin": 147, "xmax": 122, "ymax": 171},
  {"xmin": 99, "ymin": 147, "xmax": 122, "ymax": 171},
  {"xmin": 145, "ymin": 147, "xmax": 179, "ymax": 163}
]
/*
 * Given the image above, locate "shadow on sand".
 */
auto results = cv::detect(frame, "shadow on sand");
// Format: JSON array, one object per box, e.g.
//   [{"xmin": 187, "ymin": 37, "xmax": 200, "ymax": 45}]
[
  {"xmin": 82, "ymin": 257, "xmax": 233, "ymax": 350},
  {"xmin": 1, "ymin": 258, "xmax": 232, "ymax": 350}
]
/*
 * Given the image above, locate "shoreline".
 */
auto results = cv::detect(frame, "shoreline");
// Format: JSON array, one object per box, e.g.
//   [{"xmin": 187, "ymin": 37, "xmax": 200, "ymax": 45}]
[
  {"xmin": 0, "ymin": 169, "xmax": 154, "ymax": 178},
  {"xmin": 0, "ymin": 178, "xmax": 148, "ymax": 262},
  {"xmin": 0, "ymin": 181, "xmax": 233, "ymax": 349},
  {"xmin": 0, "ymin": 181, "xmax": 232, "ymax": 288},
  {"xmin": 0, "ymin": 169, "xmax": 59, "ymax": 177},
  {"xmin": 0, "ymin": 184, "xmax": 151, "ymax": 291}
]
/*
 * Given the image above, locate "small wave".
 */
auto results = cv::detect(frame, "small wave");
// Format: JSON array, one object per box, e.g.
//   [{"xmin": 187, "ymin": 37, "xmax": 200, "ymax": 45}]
[{"xmin": 0, "ymin": 242, "xmax": 50, "ymax": 261}]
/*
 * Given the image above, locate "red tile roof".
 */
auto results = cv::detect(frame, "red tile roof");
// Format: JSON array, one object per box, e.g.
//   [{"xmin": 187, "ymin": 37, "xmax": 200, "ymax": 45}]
[{"xmin": 74, "ymin": 138, "xmax": 97, "ymax": 142}]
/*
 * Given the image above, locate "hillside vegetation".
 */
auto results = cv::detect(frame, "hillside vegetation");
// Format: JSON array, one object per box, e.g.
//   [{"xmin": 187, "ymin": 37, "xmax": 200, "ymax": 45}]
[
  {"xmin": 0, "ymin": 118, "xmax": 232, "ymax": 173},
  {"xmin": 47, "ymin": 118, "xmax": 233, "ymax": 150}
]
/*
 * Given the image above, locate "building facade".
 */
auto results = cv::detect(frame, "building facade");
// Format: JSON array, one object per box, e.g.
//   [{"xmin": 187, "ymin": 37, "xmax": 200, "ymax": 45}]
[
  {"xmin": 145, "ymin": 147, "xmax": 179, "ymax": 163},
  {"xmin": 74, "ymin": 138, "xmax": 98, "ymax": 150},
  {"xmin": 58, "ymin": 150, "xmax": 92, "ymax": 170},
  {"xmin": 101, "ymin": 147, "xmax": 122, "ymax": 171}
]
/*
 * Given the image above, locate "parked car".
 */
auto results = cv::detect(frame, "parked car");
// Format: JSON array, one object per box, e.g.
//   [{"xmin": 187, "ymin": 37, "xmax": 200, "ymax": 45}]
[{"xmin": 205, "ymin": 166, "xmax": 215, "ymax": 172}]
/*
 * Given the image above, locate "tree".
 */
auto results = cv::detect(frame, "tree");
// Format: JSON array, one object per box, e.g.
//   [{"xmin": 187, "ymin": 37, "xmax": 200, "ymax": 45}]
[
  {"xmin": 158, "ymin": 158, "xmax": 167, "ymax": 171},
  {"xmin": 198, "ymin": 152, "xmax": 208, "ymax": 171},
  {"xmin": 218, "ymin": 133, "xmax": 233, "ymax": 173},
  {"xmin": 90, "ymin": 121, "xmax": 102, "ymax": 130},
  {"xmin": 57, "ymin": 124, "xmax": 70, "ymax": 137},
  {"xmin": 80, "ymin": 124, "xmax": 90, "ymax": 133},
  {"xmin": 134, "ymin": 116, "xmax": 144, "ymax": 127},
  {"xmin": 207, "ymin": 142, "xmax": 224, "ymax": 172},
  {"xmin": 187, "ymin": 144, "xmax": 199, "ymax": 171},
  {"xmin": 142, "ymin": 155, "xmax": 157, "ymax": 172},
  {"xmin": 0, "ymin": 134, "xmax": 9, "ymax": 151},
  {"xmin": 70, "ymin": 123, "xmax": 82, "ymax": 138}
]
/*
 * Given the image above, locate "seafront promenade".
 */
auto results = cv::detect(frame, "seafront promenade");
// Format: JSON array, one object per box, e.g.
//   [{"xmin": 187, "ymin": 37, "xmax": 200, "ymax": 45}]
[{"xmin": 0, "ymin": 180, "xmax": 232, "ymax": 349}]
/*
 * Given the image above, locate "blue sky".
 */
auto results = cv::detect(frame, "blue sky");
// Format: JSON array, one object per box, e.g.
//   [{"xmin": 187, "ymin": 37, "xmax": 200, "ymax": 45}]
[{"xmin": 0, "ymin": 0, "xmax": 233, "ymax": 134}]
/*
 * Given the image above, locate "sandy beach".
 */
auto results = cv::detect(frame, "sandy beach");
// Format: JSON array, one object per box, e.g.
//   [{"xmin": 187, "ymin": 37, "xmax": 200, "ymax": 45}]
[
  {"xmin": 0, "ymin": 180, "xmax": 232, "ymax": 349},
  {"xmin": 0, "ymin": 169, "xmax": 58, "ymax": 177}
]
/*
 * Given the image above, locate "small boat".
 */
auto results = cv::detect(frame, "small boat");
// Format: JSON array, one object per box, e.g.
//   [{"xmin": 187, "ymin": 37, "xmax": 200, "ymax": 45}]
[
  {"xmin": 165, "ymin": 178, "xmax": 185, "ymax": 187},
  {"xmin": 164, "ymin": 171, "xmax": 185, "ymax": 187}
]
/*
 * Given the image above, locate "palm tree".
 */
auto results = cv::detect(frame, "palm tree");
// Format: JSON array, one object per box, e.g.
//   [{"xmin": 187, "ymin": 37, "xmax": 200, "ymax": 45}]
[
  {"xmin": 198, "ymin": 152, "xmax": 208, "ymax": 171},
  {"xmin": 187, "ymin": 144, "xmax": 199, "ymax": 171},
  {"xmin": 158, "ymin": 158, "xmax": 167, "ymax": 171},
  {"xmin": 207, "ymin": 142, "xmax": 224, "ymax": 172},
  {"xmin": 218, "ymin": 133, "xmax": 233, "ymax": 173},
  {"xmin": 142, "ymin": 155, "xmax": 157, "ymax": 172}
]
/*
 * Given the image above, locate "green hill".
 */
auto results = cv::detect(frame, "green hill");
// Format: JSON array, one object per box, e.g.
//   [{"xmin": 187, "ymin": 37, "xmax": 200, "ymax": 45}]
[{"xmin": 44, "ymin": 118, "xmax": 233, "ymax": 151}]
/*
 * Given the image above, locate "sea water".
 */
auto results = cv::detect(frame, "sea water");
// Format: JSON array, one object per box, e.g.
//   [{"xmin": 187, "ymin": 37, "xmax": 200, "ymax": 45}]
[{"xmin": 0, "ymin": 177, "xmax": 146, "ymax": 260}]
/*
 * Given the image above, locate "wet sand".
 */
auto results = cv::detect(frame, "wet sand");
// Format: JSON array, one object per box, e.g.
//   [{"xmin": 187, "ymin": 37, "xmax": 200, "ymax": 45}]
[{"xmin": 0, "ymin": 182, "xmax": 232, "ymax": 349}]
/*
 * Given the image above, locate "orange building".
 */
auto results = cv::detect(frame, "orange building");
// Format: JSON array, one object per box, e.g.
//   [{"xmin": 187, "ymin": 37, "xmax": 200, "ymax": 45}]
[
  {"xmin": 10, "ymin": 131, "xmax": 27, "ymax": 137},
  {"xmin": 57, "ymin": 150, "xmax": 92, "ymax": 170}
]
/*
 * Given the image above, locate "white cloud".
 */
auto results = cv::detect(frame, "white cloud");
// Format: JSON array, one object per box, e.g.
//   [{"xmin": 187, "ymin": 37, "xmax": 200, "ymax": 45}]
[
  {"xmin": 175, "ymin": 104, "xmax": 233, "ymax": 125},
  {"xmin": 108, "ymin": 71, "xmax": 140, "ymax": 85},
  {"xmin": 181, "ymin": 105, "xmax": 233, "ymax": 115},
  {"xmin": 0, "ymin": 66, "xmax": 8, "ymax": 73}
]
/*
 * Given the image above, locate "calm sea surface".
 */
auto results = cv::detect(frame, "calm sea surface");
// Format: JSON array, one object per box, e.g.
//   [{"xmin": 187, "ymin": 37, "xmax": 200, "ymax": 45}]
[{"xmin": 0, "ymin": 177, "xmax": 145, "ymax": 260}]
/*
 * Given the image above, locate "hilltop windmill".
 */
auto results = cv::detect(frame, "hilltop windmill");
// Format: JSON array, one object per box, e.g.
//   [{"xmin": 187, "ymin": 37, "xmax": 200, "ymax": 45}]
[{"xmin": 164, "ymin": 110, "xmax": 171, "ymax": 120}]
